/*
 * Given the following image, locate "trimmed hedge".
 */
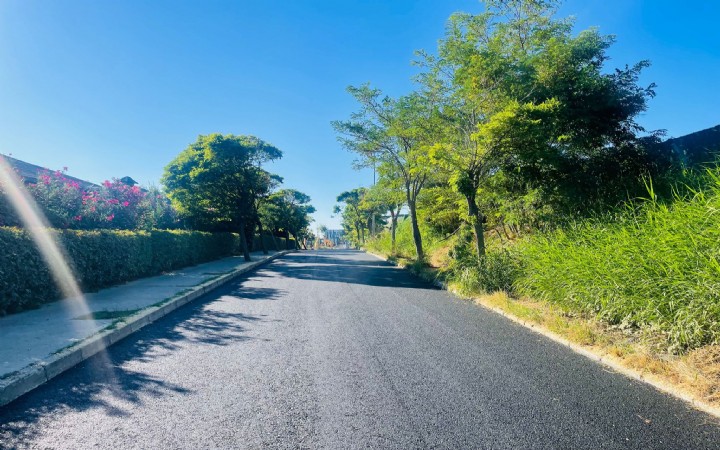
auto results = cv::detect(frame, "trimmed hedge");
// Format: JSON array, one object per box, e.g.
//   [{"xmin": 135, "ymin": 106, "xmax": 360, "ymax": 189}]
[
  {"xmin": 0, "ymin": 227, "xmax": 295, "ymax": 315},
  {"xmin": 251, "ymin": 234, "xmax": 297, "ymax": 252}
]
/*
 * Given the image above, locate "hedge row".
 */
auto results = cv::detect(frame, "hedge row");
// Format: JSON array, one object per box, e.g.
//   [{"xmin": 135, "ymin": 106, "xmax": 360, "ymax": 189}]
[{"xmin": 0, "ymin": 227, "xmax": 295, "ymax": 315}]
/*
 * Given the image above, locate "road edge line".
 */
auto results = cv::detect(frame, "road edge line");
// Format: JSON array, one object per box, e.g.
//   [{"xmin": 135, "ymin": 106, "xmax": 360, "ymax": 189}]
[{"xmin": 0, "ymin": 250, "xmax": 293, "ymax": 408}]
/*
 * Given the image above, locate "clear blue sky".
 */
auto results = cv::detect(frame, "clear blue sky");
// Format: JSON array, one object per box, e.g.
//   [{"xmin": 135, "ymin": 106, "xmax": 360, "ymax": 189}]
[{"xmin": 1, "ymin": 1, "xmax": 718, "ymax": 229}]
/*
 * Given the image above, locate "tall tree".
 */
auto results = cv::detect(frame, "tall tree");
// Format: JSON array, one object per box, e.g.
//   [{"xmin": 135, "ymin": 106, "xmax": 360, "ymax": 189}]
[
  {"xmin": 335, "ymin": 188, "xmax": 368, "ymax": 246},
  {"xmin": 333, "ymin": 86, "xmax": 433, "ymax": 261},
  {"xmin": 162, "ymin": 133, "xmax": 282, "ymax": 261},
  {"xmin": 417, "ymin": 0, "xmax": 658, "ymax": 257},
  {"xmin": 363, "ymin": 172, "xmax": 404, "ymax": 255},
  {"xmin": 271, "ymin": 189, "xmax": 315, "ymax": 249},
  {"xmin": 250, "ymin": 171, "xmax": 283, "ymax": 255}
]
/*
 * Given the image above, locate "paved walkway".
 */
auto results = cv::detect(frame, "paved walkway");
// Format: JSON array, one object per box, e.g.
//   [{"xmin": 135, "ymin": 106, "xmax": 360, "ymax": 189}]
[{"xmin": 0, "ymin": 251, "xmax": 282, "ymax": 379}]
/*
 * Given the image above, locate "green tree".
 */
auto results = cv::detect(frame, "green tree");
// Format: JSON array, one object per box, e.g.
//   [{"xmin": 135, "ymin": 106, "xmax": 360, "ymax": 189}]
[
  {"xmin": 161, "ymin": 133, "xmax": 282, "ymax": 261},
  {"xmin": 363, "ymin": 173, "xmax": 404, "ymax": 255},
  {"xmin": 335, "ymin": 188, "xmax": 368, "ymax": 246},
  {"xmin": 270, "ymin": 189, "xmax": 315, "ymax": 249},
  {"xmin": 417, "ymin": 0, "xmax": 659, "ymax": 257},
  {"xmin": 333, "ymin": 86, "xmax": 433, "ymax": 261},
  {"xmin": 249, "ymin": 171, "xmax": 283, "ymax": 255}
]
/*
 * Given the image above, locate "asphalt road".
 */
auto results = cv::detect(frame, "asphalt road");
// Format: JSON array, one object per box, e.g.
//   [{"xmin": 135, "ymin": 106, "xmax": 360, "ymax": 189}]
[{"xmin": 1, "ymin": 250, "xmax": 719, "ymax": 449}]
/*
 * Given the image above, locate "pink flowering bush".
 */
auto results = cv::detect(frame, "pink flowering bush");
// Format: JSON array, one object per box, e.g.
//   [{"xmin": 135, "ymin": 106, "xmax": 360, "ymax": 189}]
[
  {"xmin": 19, "ymin": 169, "xmax": 180, "ymax": 230},
  {"xmin": 26, "ymin": 170, "xmax": 84, "ymax": 228}
]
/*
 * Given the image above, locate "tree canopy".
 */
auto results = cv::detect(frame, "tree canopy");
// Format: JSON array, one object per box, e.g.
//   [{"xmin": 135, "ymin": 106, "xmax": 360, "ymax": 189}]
[
  {"xmin": 162, "ymin": 133, "xmax": 314, "ymax": 259},
  {"xmin": 334, "ymin": 0, "xmax": 672, "ymax": 264}
]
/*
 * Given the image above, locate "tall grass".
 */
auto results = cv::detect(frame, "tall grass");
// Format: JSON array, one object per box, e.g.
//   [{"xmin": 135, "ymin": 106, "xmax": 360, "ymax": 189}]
[
  {"xmin": 516, "ymin": 172, "xmax": 720, "ymax": 351},
  {"xmin": 365, "ymin": 217, "xmax": 447, "ymax": 260}
]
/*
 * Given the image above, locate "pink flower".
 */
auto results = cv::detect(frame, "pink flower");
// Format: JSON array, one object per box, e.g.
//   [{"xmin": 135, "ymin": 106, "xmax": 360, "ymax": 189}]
[
  {"xmin": 73, "ymin": 215, "xmax": 82, "ymax": 221},
  {"xmin": 122, "ymin": 201, "xmax": 130, "ymax": 207},
  {"xmin": 106, "ymin": 214, "xmax": 114, "ymax": 221}
]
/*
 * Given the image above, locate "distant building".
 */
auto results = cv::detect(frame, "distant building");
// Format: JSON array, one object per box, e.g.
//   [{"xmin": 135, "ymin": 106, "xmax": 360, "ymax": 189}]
[{"xmin": 325, "ymin": 229, "xmax": 345, "ymax": 246}]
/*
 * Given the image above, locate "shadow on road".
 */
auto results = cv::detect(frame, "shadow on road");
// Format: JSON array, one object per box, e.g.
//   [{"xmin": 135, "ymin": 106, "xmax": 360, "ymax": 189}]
[
  {"xmin": 0, "ymin": 280, "xmax": 284, "ymax": 445},
  {"xmin": 265, "ymin": 250, "xmax": 439, "ymax": 290}
]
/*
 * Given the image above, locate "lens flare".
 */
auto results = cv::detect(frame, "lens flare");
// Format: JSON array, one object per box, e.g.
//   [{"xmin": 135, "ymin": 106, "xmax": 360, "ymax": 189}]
[
  {"xmin": 0, "ymin": 155, "xmax": 117, "ymax": 385},
  {"xmin": 0, "ymin": 157, "xmax": 82, "ymax": 301}
]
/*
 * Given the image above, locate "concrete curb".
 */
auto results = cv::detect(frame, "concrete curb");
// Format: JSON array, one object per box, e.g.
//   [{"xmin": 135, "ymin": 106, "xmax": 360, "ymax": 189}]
[
  {"xmin": 366, "ymin": 251, "xmax": 720, "ymax": 421},
  {"xmin": 0, "ymin": 250, "xmax": 293, "ymax": 407}
]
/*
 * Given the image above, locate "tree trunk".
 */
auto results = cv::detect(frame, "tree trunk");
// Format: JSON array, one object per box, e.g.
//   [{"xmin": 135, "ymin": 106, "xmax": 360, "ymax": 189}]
[
  {"xmin": 407, "ymin": 198, "xmax": 424, "ymax": 261},
  {"xmin": 502, "ymin": 223, "xmax": 512, "ymax": 241},
  {"xmin": 390, "ymin": 210, "xmax": 398, "ymax": 256},
  {"xmin": 465, "ymin": 195, "xmax": 485, "ymax": 259},
  {"xmin": 270, "ymin": 232, "xmax": 280, "ymax": 251},
  {"xmin": 238, "ymin": 219, "xmax": 251, "ymax": 262},
  {"xmin": 290, "ymin": 231, "xmax": 302, "ymax": 250},
  {"xmin": 257, "ymin": 221, "xmax": 269, "ymax": 255}
]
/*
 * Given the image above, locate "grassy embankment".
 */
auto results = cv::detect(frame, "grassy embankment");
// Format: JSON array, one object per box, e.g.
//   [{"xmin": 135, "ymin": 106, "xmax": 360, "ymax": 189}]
[{"xmin": 365, "ymin": 172, "xmax": 720, "ymax": 409}]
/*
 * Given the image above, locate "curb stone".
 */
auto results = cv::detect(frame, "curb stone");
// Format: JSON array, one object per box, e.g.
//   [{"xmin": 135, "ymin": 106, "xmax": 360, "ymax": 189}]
[
  {"xmin": 0, "ymin": 250, "xmax": 293, "ymax": 407},
  {"xmin": 366, "ymin": 250, "xmax": 720, "ymax": 422}
]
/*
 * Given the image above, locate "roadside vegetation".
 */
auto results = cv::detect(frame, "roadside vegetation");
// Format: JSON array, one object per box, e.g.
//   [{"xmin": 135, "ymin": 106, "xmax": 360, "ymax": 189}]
[
  {"xmin": 0, "ymin": 133, "xmax": 315, "ymax": 315},
  {"xmin": 335, "ymin": 0, "xmax": 720, "ymax": 405}
]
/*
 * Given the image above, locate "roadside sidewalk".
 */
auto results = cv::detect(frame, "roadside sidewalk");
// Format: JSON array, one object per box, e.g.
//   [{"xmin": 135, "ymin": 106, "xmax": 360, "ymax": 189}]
[{"xmin": 0, "ymin": 250, "xmax": 292, "ymax": 406}]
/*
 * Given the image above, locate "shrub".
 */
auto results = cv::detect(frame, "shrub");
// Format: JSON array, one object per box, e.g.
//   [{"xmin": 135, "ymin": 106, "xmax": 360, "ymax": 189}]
[
  {"xmin": 449, "ymin": 250, "xmax": 521, "ymax": 296},
  {"xmin": 0, "ymin": 227, "xmax": 247, "ymax": 315},
  {"xmin": 19, "ymin": 170, "xmax": 180, "ymax": 231}
]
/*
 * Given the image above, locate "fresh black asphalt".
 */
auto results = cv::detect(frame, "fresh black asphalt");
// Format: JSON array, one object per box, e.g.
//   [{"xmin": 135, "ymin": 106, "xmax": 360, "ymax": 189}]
[{"xmin": 1, "ymin": 250, "xmax": 719, "ymax": 449}]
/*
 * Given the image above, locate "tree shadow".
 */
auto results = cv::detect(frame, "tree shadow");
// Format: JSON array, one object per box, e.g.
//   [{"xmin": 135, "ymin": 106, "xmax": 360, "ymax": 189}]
[
  {"xmin": 267, "ymin": 251, "xmax": 439, "ymax": 290},
  {"xmin": 0, "ymin": 281, "xmax": 284, "ymax": 446}
]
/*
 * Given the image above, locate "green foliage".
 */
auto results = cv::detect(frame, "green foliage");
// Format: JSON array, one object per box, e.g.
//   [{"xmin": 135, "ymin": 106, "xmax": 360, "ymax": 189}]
[
  {"xmin": 335, "ymin": 188, "xmax": 370, "ymax": 246},
  {"xmin": 449, "ymin": 251, "xmax": 520, "ymax": 297},
  {"xmin": 365, "ymin": 216, "xmax": 447, "ymax": 260},
  {"xmin": 444, "ymin": 226, "xmax": 521, "ymax": 295},
  {"xmin": 268, "ymin": 189, "xmax": 315, "ymax": 247},
  {"xmin": 162, "ymin": 133, "xmax": 282, "ymax": 233},
  {"xmin": 137, "ymin": 185, "xmax": 181, "ymax": 230},
  {"xmin": 17, "ymin": 170, "xmax": 156, "ymax": 230},
  {"xmin": 333, "ymin": 86, "xmax": 435, "ymax": 260},
  {"xmin": 515, "ymin": 169, "xmax": 720, "ymax": 351},
  {"xmin": 336, "ymin": 0, "xmax": 720, "ymax": 354},
  {"xmin": 0, "ymin": 183, "xmax": 20, "ymax": 227},
  {"xmin": 0, "ymin": 227, "xmax": 248, "ymax": 315}
]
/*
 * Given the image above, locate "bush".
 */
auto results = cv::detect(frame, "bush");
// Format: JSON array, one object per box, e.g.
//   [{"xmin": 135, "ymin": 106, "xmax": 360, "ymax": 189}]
[
  {"xmin": 365, "ymin": 217, "xmax": 447, "ymax": 259},
  {"xmin": 19, "ymin": 170, "xmax": 179, "ymax": 230},
  {"xmin": 0, "ymin": 227, "xmax": 248, "ymax": 315},
  {"xmin": 449, "ymin": 250, "xmax": 521, "ymax": 296}
]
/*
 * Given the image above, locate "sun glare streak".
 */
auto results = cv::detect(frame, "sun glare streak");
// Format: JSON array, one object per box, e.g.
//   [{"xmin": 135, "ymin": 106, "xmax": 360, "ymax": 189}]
[
  {"xmin": 0, "ymin": 156, "xmax": 119, "ymax": 386},
  {"xmin": 0, "ymin": 157, "xmax": 82, "ymax": 300}
]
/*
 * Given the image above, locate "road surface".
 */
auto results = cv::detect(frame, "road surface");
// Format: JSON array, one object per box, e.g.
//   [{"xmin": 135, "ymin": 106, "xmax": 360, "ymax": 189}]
[{"xmin": 1, "ymin": 250, "xmax": 719, "ymax": 449}]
